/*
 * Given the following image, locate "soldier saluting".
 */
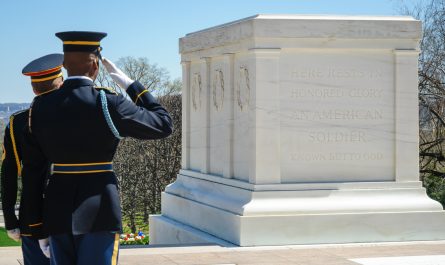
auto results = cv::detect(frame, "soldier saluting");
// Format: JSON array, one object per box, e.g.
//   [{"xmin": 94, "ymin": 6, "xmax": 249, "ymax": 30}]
[
  {"xmin": 1, "ymin": 53, "xmax": 64, "ymax": 265},
  {"xmin": 21, "ymin": 31, "xmax": 173, "ymax": 265}
]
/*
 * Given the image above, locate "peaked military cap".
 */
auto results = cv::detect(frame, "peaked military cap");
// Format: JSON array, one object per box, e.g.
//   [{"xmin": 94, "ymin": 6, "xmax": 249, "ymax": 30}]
[
  {"xmin": 22, "ymin": 53, "xmax": 64, "ymax": 83},
  {"xmin": 55, "ymin": 31, "xmax": 107, "ymax": 53}
]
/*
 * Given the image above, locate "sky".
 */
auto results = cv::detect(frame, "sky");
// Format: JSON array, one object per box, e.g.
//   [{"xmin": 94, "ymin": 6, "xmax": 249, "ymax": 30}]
[{"xmin": 0, "ymin": 0, "xmax": 416, "ymax": 103}]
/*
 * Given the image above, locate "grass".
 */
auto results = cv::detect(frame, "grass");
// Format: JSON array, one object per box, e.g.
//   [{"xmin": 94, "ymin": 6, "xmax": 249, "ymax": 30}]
[
  {"xmin": 0, "ymin": 227, "xmax": 21, "ymax": 247},
  {"xmin": 0, "ymin": 215, "xmax": 150, "ymax": 246},
  {"xmin": 122, "ymin": 216, "xmax": 149, "ymax": 235}
]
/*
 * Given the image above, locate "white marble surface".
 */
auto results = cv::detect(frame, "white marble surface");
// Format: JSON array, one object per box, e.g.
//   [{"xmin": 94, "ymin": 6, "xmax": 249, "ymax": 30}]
[
  {"xmin": 153, "ymin": 189, "xmax": 445, "ymax": 246},
  {"xmin": 149, "ymin": 215, "xmax": 235, "ymax": 246},
  {"xmin": 151, "ymin": 173, "xmax": 445, "ymax": 246},
  {"xmin": 165, "ymin": 174, "xmax": 442, "ymax": 216},
  {"xmin": 351, "ymin": 255, "xmax": 445, "ymax": 265},
  {"xmin": 180, "ymin": 15, "xmax": 421, "ymax": 184},
  {"xmin": 180, "ymin": 15, "xmax": 421, "ymax": 54},
  {"xmin": 150, "ymin": 15, "xmax": 445, "ymax": 246},
  {"xmin": 280, "ymin": 50, "xmax": 395, "ymax": 182}
]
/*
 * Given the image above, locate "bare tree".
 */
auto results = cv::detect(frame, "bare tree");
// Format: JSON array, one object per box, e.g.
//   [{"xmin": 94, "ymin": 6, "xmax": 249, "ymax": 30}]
[
  {"xmin": 97, "ymin": 57, "xmax": 182, "ymax": 233},
  {"xmin": 400, "ymin": 0, "xmax": 445, "ymax": 206}
]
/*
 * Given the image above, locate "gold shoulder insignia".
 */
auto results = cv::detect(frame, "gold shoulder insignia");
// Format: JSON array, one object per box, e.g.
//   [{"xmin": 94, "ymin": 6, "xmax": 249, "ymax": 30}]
[
  {"xmin": 95, "ymin": 86, "xmax": 118, "ymax": 95},
  {"xmin": 37, "ymin": 87, "xmax": 58, "ymax": 97},
  {"xmin": 11, "ymin": 108, "xmax": 28, "ymax": 116}
]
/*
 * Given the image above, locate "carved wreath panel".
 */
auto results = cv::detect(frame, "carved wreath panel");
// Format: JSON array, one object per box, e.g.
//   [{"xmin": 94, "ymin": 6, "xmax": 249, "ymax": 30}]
[
  {"xmin": 212, "ymin": 69, "xmax": 224, "ymax": 111},
  {"xmin": 191, "ymin": 73, "xmax": 202, "ymax": 111},
  {"xmin": 236, "ymin": 66, "xmax": 250, "ymax": 111}
]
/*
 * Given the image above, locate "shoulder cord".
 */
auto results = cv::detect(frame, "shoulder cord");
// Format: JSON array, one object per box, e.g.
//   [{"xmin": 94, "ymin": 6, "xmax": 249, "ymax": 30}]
[
  {"xmin": 99, "ymin": 90, "xmax": 123, "ymax": 140},
  {"xmin": 9, "ymin": 115, "xmax": 22, "ymax": 176}
]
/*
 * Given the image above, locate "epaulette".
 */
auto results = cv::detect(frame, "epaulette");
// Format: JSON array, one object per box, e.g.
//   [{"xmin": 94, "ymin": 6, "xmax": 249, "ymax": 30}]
[
  {"xmin": 36, "ymin": 87, "xmax": 58, "ymax": 97},
  {"xmin": 27, "ymin": 88, "xmax": 57, "ymax": 134},
  {"xmin": 11, "ymin": 108, "xmax": 29, "ymax": 117},
  {"xmin": 95, "ymin": 86, "xmax": 118, "ymax": 95}
]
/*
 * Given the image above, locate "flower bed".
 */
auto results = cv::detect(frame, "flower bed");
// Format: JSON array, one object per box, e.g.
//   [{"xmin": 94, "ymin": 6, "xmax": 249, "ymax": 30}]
[{"xmin": 120, "ymin": 231, "xmax": 149, "ymax": 245}]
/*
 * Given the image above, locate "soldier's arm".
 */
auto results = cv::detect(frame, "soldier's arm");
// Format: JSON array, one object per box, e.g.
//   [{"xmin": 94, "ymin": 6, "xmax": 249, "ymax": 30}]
[
  {"xmin": 109, "ymin": 80, "xmax": 173, "ymax": 139},
  {"xmin": 21, "ymin": 128, "xmax": 48, "ymax": 239},
  {"xmin": 0, "ymin": 124, "xmax": 19, "ymax": 230}
]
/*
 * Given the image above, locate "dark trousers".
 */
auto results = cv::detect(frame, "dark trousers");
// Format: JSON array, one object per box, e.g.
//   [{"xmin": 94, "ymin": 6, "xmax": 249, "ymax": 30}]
[
  {"xmin": 49, "ymin": 231, "xmax": 119, "ymax": 265},
  {"xmin": 22, "ymin": 236, "xmax": 50, "ymax": 265}
]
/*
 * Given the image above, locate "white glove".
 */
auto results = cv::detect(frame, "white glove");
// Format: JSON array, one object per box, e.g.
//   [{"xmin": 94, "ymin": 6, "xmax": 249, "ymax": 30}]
[
  {"xmin": 38, "ymin": 238, "xmax": 51, "ymax": 258},
  {"xmin": 101, "ymin": 57, "xmax": 134, "ymax": 90},
  {"xmin": 7, "ymin": 228, "xmax": 21, "ymax": 242}
]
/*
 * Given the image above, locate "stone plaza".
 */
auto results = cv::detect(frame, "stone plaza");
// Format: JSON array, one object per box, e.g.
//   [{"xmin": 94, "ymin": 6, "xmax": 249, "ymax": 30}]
[{"xmin": 1, "ymin": 241, "xmax": 445, "ymax": 265}]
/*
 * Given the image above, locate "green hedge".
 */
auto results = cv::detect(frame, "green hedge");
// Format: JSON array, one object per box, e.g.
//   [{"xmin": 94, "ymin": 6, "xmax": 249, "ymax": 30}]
[{"xmin": 424, "ymin": 174, "xmax": 445, "ymax": 208}]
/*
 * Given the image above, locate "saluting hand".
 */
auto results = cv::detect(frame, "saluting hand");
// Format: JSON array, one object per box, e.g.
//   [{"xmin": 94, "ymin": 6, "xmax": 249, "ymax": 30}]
[
  {"xmin": 7, "ymin": 228, "xmax": 21, "ymax": 242},
  {"xmin": 102, "ymin": 57, "xmax": 134, "ymax": 90}
]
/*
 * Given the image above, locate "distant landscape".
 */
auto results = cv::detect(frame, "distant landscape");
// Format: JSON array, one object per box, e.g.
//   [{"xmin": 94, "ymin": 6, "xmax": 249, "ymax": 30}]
[
  {"xmin": 0, "ymin": 103, "xmax": 29, "ymax": 125},
  {"xmin": 0, "ymin": 103, "xmax": 29, "ymax": 148}
]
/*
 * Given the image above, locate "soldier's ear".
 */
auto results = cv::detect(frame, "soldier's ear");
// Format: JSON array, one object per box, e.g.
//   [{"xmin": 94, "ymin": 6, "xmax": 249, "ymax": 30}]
[{"xmin": 93, "ymin": 58, "xmax": 99, "ymax": 71}]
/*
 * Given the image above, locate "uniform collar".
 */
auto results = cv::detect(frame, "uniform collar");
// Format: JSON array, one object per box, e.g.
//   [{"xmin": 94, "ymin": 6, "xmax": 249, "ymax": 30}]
[
  {"xmin": 65, "ymin": 76, "xmax": 94, "ymax": 82},
  {"xmin": 63, "ymin": 76, "xmax": 95, "ymax": 87}
]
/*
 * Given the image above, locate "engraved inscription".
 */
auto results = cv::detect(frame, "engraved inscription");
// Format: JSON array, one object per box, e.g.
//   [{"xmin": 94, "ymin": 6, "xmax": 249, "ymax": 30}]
[
  {"xmin": 291, "ymin": 87, "xmax": 383, "ymax": 99},
  {"xmin": 291, "ymin": 68, "xmax": 382, "ymax": 80},
  {"xmin": 212, "ymin": 69, "xmax": 224, "ymax": 111},
  {"xmin": 291, "ymin": 152, "xmax": 384, "ymax": 161},
  {"xmin": 283, "ymin": 64, "xmax": 391, "ymax": 176},
  {"xmin": 280, "ymin": 53, "xmax": 394, "ymax": 181},
  {"xmin": 293, "ymin": 109, "xmax": 383, "ymax": 120},
  {"xmin": 191, "ymin": 73, "xmax": 202, "ymax": 111},
  {"xmin": 236, "ymin": 66, "xmax": 250, "ymax": 111},
  {"xmin": 308, "ymin": 130, "xmax": 367, "ymax": 143}
]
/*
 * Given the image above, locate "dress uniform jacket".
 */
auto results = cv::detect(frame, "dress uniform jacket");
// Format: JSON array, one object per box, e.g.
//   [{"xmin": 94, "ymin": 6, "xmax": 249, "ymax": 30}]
[
  {"xmin": 1, "ymin": 109, "xmax": 49, "ymax": 237},
  {"xmin": 21, "ymin": 77, "xmax": 173, "ymax": 237}
]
